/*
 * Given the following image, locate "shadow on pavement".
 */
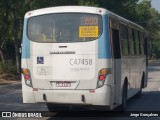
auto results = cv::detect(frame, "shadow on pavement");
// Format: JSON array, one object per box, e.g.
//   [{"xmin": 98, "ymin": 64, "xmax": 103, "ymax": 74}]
[{"xmin": 44, "ymin": 91, "xmax": 160, "ymax": 120}]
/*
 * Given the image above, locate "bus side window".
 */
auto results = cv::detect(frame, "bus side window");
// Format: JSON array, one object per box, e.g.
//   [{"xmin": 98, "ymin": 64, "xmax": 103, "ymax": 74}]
[
  {"xmin": 144, "ymin": 34, "xmax": 147, "ymax": 55},
  {"xmin": 139, "ymin": 32, "xmax": 144, "ymax": 55},
  {"xmin": 120, "ymin": 24, "xmax": 129, "ymax": 56},
  {"xmin": 112, "ymin": 29, "xmax": 121, "ymax": 59},
  {"xmin": 128, "ymin": 28, "xmax": 134, "ymax": 56},
  {"xmin": 138, "ymin": 31, "xmax": 141, "ymax": 55},
  {"xmin": 133, "ymin": 30, "xmax": 140, "ymax": 55}
]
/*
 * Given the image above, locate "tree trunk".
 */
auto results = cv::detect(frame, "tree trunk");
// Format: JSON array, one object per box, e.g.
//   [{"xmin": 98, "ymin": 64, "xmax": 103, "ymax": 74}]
[
  {"xmin": 14, "ymin": 16, "xmax": 20, "ymax": 73},
  {"xmin": 15, "ymin": 42, "xmax": 20, "ymax": 73},
  {"xmin": 150, "ymin": 42, "xmax": 154, "ymax": 59},
  {"xmin": 0, "ymin": 50, "xmax": 5, "ymax": 65}
]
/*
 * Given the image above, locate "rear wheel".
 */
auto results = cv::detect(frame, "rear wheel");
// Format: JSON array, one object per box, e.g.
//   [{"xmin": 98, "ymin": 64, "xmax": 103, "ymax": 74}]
[
  {"xmin": 134, "ymin": 74, "xmax": 144, "ymax": 98},
  {"xmin": 119, "ymin": 80, "xmax": 128, "ymax": 111}
]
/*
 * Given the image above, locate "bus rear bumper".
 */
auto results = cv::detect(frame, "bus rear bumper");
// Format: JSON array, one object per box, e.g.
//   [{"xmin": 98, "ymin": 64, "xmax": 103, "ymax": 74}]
[
  {"xmin": 33, "ymin": 85, "xmax": 111, "ymax": 107},
  {"xmin": 22, "ymin": 83, "xmax": 36, "ymax": 103}
]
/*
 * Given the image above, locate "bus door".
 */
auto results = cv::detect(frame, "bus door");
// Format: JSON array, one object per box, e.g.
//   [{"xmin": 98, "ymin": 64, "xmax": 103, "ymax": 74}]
[{"xmin": 110, "ymin": 18, "xmax": 122, "ymax": 105}]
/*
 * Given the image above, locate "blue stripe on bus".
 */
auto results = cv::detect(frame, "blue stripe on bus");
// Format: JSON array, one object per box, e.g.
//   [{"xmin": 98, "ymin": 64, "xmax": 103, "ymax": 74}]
[
  {"xmin": 22, "ymin": 19, "xmax": 30, "ymax": 59},
  {"xmin": 98, "ymin": 14, "xmax": 111, "ymax": 59}
]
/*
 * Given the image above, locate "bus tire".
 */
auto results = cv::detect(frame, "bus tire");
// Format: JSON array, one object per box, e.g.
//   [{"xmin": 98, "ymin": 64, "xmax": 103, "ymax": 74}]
[
  {"xmin": 120, "ymin": 80, "xmax": 128, "ymax": 111},
  {"xmin": 134, "ymin": 73, "xmax": 144, "ymax": 98}
]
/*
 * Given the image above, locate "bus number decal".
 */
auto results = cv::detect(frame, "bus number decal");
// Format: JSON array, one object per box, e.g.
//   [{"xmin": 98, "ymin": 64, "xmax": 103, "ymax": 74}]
[
  {"xmin": 84, "ymin": 17, "xmax": 98, "ymax": 25},
  {"xmin": 79, "ymin": 26, "xmax": 98, "ymax": 38},
  {"xmin": 69, "ymin": 59, "xmax": 92, "ymax": 65}
]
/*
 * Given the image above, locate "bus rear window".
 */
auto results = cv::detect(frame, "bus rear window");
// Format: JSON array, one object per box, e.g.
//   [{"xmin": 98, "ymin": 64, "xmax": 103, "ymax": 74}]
[{"xmin": 27, "ymin": 13, "xmax": 102, "ymax": 43}]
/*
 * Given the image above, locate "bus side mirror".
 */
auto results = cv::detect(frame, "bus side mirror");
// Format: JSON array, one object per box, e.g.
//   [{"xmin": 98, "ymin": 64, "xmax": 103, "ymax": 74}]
[
  {"xmin": 19, "ymin": 44, "xmax": 22, "ymax": 53},
  {"xmin": 19, "ymin": 48, "xmax": 22, "ymax": 53}
]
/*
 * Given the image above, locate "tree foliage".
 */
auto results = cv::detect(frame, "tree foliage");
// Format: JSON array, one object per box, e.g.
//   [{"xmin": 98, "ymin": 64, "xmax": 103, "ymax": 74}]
[{"xmin": 0, "ymin": 0, "xmax": 159, "ymax": 73}]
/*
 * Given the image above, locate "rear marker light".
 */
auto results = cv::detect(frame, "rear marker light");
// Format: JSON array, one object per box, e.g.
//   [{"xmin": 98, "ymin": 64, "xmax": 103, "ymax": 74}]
[
  {"xmin": 28, "ymin": 12, "xmax": 32, "ymax": 16},
  {"xmin": 89, "ymin": 90, "xmax": 95, "ymax": 93},
  {"xmin": 33, "ymin": 88, "xmax": 39, "ymax": 91}
]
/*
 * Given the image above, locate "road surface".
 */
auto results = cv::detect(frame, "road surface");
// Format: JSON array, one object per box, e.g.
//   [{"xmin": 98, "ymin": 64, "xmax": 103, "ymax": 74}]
[{"xmin": 0, "ymin": 61, "xmax": 160, "ymax": 120}]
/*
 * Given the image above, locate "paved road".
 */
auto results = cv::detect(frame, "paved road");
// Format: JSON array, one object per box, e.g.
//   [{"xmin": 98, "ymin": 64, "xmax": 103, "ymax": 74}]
[{"xmin": 0, "ymin": 61, "xmax": 160, "ymax": 120}]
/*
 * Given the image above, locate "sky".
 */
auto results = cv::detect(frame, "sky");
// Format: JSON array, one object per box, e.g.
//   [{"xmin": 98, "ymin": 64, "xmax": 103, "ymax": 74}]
[{"xmin": 151, "ymin": 0, "xmax": 160, "ymax": 12}]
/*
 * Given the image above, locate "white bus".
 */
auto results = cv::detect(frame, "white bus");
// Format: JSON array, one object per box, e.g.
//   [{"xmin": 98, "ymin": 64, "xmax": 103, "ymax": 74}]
[{"xmin": 21, "ymin": 6, "xmax": 148, "ymax": 111}]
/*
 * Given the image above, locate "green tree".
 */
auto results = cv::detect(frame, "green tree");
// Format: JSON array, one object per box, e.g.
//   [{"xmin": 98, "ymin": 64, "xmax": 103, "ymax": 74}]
[
  {"xmin": 135, "ymin": 0, "xmax": 160, "ymax": 59},
  {"xmin": 0, "ymin": 0, "xmax": 160, "ymax": 74}
]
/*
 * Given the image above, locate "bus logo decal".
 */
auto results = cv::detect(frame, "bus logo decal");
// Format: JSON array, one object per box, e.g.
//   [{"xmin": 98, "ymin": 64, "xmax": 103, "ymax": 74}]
[
  {"xmin": 37, "ymin": 57, "xmax": 44, "ymax": 64},
  {"xmin": 50, "ymin": 51, "xmax": 75, "ymax": 54}
]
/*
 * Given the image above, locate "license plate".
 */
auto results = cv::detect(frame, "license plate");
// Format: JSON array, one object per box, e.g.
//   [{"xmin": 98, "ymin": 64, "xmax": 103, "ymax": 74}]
[{"xmin": 56, "ymin": 81, "xmax": 71, "ymax": 87}]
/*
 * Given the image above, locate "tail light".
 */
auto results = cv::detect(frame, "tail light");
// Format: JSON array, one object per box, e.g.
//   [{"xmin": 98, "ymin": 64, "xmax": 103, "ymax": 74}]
[
  {"xmin": 99, "ymin": 75, "xmax": 105, "ymax": 81},
  {"xmin": 100, "ymin": 69, "xmax": 107, "ymax": 75},
  {"xmin": 24, "ymin": 74, "xmax": 30, "ymax": 80},
  {"xmin": 22, "ymin": 68, "xmax": 32, "ymax": 87},
  {"xmin": 97, "ymin": 68, "xmax": 111, "ymax": 88}
]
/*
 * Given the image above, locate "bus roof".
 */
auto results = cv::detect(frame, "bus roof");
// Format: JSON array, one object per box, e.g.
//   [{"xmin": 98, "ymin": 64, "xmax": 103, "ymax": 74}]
[
  {"xmin": 108, "ymin": 11, "xmax": 145, "ymax": 32},
  {"xmin": 25, "ymin": 6, "xmax": 106, "ymax": 18}
]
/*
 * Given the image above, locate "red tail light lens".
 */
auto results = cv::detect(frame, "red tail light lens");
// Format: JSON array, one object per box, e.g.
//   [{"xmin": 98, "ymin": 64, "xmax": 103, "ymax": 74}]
[
  {"xmin": 99, "ymin": 75, "xmax": 105, "ymax": 81},
  {"xmin": 24, "ymin": 74, "xmax": 30, "ymax": 80}
]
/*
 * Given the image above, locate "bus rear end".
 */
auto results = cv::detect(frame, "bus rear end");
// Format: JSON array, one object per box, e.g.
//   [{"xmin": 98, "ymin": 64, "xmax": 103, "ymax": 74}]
[{"xmin": 21, "ymin": 6, "xmax": 112, "ymax": 110}]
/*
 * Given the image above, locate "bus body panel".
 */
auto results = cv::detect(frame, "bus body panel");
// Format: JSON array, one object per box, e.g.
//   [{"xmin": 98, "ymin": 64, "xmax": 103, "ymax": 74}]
[
  {"xmin": 121, "ymin": 57, "xmax": 146, "ymax": 98},
  {"xmin": 30, "ymin": 40, "xmax": 98, "ymax": 89},
  {"xmin": 33, "ymin": 85, "xmax": 111, "ymax": 106},
  {"xmin": 21, "ymin": 57, "xmax": 35, "ymax": 103},
  {"xmin": 21, "ymin": 6, "xmax": 148, "ymax": 110},
  {"xmin": 22, "ymin": 81, "xmax": 36, "ymax": 103},
  {"xmin": 24, "ymin": 11, "xmax": 111, "ymax": 90}
]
